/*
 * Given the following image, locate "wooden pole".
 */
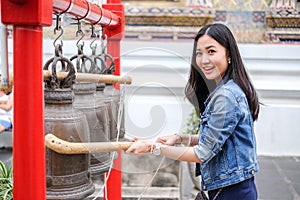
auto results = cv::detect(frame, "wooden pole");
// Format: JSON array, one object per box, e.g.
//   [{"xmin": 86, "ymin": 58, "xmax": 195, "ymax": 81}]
[
  {"xmin": 43, "ymin": 70, "xmax": 132, "ymax": 84},
  {"xmin": 45, "ymin": 134, "xmax": 133, "ymax": 154}
]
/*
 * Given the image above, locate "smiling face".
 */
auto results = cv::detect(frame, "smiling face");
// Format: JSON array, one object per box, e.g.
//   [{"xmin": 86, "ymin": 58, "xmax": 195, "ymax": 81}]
[{"xmin": 195, "ymin": 34, "xmax": 229, "ymax": 84}]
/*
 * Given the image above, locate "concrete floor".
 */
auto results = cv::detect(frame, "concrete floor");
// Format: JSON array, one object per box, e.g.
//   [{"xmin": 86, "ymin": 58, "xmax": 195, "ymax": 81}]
[
  {"xmin": 1, "ymin": 149, "xmax": 299, "ymax": 200},
  {"xmin": 181, "ymin": 156, "xmax": 300, "ymax": 200}
]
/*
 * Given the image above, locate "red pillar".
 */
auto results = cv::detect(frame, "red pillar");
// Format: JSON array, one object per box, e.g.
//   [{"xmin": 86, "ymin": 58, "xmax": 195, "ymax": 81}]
[
  {"xmin": 104, "ymin": 24, "xmax": 123, "ymax": 200},
  {"xmin": 1, "ymin": 0, "xmax": 52, "ymax": 199},
  {"xmin": 103, "ymin": 0, "xmax": 124, "ymax": 199},
  {"xmin": 13, "ymin": 26, "xmax": 46, "ymax": 200}
]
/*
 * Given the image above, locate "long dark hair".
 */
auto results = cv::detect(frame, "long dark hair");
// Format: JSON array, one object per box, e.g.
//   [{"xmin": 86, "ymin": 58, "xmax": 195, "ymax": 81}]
[{"xmin": 185, "ymin": 23, "xmax": 260, "ymax": 121}]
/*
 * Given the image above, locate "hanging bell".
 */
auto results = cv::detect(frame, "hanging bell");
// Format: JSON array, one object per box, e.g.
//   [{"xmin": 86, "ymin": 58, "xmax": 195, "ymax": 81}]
[
  {"xmin": 94, "ymin": 82, "xmax": 114, "ymax": 141},
  {"xmin": 73, "ymin": 82, "xmax": 111, "ymax": 177},
  {"xmin": 71, "ymin": 42, "xmax": 111, "ymax": 176},
  {"xmin": 90, "ymin": 46, "xmax": 118, "ymax": 142},
  {"xmin": 95, "ymin": 33, "xmax": 125, "ymax": 141},
  {"xmin": 44, "ymin": 44, "xmax": 95, "ymax": 199},
  {"xmin": 104, "ymin": 84, "xmax": 125, "ymax": 140},
  {"xmin": 95, "ymin": 82, "xmax": 118, "ymax": 141}
]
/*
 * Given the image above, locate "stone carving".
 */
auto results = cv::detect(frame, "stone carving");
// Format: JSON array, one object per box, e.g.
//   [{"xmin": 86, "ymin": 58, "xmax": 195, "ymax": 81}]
[
  {"xmin": 265, "ymin": 0, "xmax": 300, "ymax": 43},
  {"xmin": 124, "ymin": 4, "xmax": 214, "ymax": 40}
]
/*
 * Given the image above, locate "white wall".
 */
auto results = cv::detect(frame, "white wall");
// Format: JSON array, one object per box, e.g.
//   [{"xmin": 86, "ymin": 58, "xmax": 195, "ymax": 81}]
[
  {"xmin": 120, "ymin": 41, "xmax": 300, "ymax": 156},
  {"xmin": 120, "ymin": 41, "xmax": 193, "ymax": 141},
  {"xmin": 240, "ymin": 44, "xmax": 300, "ymax": 156}
]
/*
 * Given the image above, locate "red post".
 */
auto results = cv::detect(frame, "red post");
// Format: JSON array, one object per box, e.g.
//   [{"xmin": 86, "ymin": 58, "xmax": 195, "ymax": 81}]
[
  {"xmin": 103, "ymin": 33, "xmax": 123, "ymax": 200},
  {"xmin": 1, "ymin": 0, "xmax": 52, "ymax": 199},
  {"xmin": 103, "ymin": 1, "xmax": 124, "ymax": 199},
  {"xmin": 13, "ymin": 26, "xmax": 46, "ymax": 200}
]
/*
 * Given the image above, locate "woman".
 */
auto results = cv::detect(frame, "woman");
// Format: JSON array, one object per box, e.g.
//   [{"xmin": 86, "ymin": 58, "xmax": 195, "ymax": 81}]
[{"xmin": 126, "ymin": 23, "xmax": 260, "ymax": 200}]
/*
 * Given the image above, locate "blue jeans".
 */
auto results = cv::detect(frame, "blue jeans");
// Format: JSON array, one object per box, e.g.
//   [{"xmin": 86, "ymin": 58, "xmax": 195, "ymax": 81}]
[
  {"xmin": 0, "ymin": 119, "xmax": 12, "ymax": 130},
  {"xmin": 208, "ymin": 177, "xmax": 257, "ymax": 200}
]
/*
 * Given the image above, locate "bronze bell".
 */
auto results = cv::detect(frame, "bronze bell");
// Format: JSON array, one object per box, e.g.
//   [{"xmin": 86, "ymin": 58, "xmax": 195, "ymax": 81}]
[
  {"xmin": 95, "ymin": 83, "xmax": 117, "ymax": 141},
  {"xmin": 71, "ymin": 40, "xmax": 111, "ymax": 175},
  {"xmin": 73, "ymin": 82, "xmax": 111, "ymax": 176},
  {"xmin": 104, "ymin": 84, "xmax": 125, "ymax": 140},
  {"xmin": 44, "ymin": 44, "xmax": 95, "ymax": 199},
  {"xmin": 92, "ymin": 47, "xmax": 125, "ymax": 141}
]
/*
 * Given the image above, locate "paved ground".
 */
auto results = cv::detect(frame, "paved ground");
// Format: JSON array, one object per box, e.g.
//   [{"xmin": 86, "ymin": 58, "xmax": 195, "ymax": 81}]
[
  {"xmin": 0, "ymin": 148, "xmax": 12, "ymax": 165},
  {"xmin": 182, "ymin": 156, "xmax": 300, "ymax": 200},
  {"xmin": 1, "ymin": 148, "xmax": 299, "ymax": 200},
  {"xmin": 255, "ymin": 156, "xmax": 300, "ymax": 200}
]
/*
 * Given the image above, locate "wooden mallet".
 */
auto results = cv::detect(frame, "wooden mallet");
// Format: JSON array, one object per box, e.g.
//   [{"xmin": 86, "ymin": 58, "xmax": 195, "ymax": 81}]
[{"xmin": 45, "ymin": 134, "xmax": 133, "ymax": 154}]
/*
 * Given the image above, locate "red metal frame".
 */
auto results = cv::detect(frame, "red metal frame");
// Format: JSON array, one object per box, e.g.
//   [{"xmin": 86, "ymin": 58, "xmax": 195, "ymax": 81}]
[
  {"xmin": 0, "ymin": 0, "xmax": 124, "ymax": 199},
  {"xmin": 104, "ymin": 1, "xmax": 124, "ymax": 199},
  {"xmin": 13, "ymin": 25, "xmax": 47, "ymax": 200},
  {"xmin": 53, "ymin": 0, "xmax": 121, "ymax": 29}
]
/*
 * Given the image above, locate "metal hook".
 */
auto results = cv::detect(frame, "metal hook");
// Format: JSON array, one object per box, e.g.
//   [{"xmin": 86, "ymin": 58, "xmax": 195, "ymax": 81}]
[
  {"xmin": 90, "ymin": 24, "xmax": 98, "ymax": 50},
  {"xmin": 90, "ymin": 24, "xmax": 97, "ymax": 38},
  {"xmin": 54, "ymin": 43, "xmax": 63, "ymax": 57},
  {"xmin": 90, "ymin": 37, "xmax": 97, "ymax": 50},
  {"xmin": 54, "ymin": 14, "xmax": 62, "ymax": 34},
  {"xmin": 76, "ymin": 30, "xmax": 85, "ymax": 48},
  {"xmin": 77, "ymin": 43, "xmax": 84, "ymax": 56},
  {"xmin": 53, "ymin": 15, "xmax": 64, "ymax": 47},
  {"xmin": 100, "ymin": 37, "xmax": 107, "ymax": 54},
  {"xmin": 53, "ymin": 28, "xmax": 64, "ymax": 47},
  {"xmin": 70, "ymin": 19, "xmax": 85, "ymax": 48}
]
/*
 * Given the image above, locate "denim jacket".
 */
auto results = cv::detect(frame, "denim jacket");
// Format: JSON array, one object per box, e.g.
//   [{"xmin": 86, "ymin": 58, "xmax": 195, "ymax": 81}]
[{"xmin": 193, "ymin": 79, "xmax": 259, "ymax": 191}]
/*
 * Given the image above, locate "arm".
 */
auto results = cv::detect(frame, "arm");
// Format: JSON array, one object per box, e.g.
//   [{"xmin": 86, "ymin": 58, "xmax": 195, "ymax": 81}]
[
  {"xmin": 194, "ymin": 90, "xmax": 241, "ymax": 164},
  {"xmin": 0, "ymin": 93, "xmax": 13, "ymax": 111},
  {"xmin": 156, "ymin": 134, "xmax": 199, "ymax": 146},
  {"xmin": 160, "ymin": 144, "xmax": 201, "ymax": 163},
  {"xmin": 125, "ymin": 140, "xmax": 202, "ymax": 163}
]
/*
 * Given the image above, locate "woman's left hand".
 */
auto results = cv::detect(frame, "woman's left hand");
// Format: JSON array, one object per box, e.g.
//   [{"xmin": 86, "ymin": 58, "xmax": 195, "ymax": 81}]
[{"xmin": 125, "ymin": 140, "xmax": 153, "ymax": 155}]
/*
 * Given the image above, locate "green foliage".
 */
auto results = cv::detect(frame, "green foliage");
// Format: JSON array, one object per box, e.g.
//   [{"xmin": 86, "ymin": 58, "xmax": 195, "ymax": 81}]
[
  {"xmin": 0, "ymin": 161, "xmax": 13, "ymax": 200},
  {"xmin": 184, "ymin": 109, "xmax": 200, "ymax": 135}
]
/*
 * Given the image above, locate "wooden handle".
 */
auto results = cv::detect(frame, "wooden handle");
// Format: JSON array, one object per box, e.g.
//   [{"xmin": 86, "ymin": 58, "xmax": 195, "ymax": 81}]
[
  {"xmin": 43, "ymin": 70, "xmax": 132, "ymax": 85},
  {"xmin": 45, "ymin": 134, "xmax": 133, "ymax": 154}
]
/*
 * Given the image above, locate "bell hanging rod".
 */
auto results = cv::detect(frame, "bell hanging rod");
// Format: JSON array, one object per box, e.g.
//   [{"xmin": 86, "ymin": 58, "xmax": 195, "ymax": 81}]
[
  {"xmin": 43, "ymin": 70, "xmax": 132, "ymax": 85},
  {"xmin": 45, "ymin": 134, "xmax": 133, "ymax": 154},
  {"xmin": 53, "ymin": 0, "xmax": 120, "ymax": 28}
]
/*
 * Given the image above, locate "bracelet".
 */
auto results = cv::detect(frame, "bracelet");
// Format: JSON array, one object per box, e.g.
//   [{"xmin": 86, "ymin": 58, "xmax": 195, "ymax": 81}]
[
  {"xmin": 174, "ymin": 133, "xmax": 183, "ymax": 143},
  {"xmin": 187, "ymin": 135, "xmax": 192, "ymax": 146},
  {"xmin": 150, "ymin": 143, "xmax": 154, "ymax": 153}
]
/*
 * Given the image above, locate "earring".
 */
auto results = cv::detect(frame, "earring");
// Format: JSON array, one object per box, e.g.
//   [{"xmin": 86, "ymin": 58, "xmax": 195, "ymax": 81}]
[{"xmin": 228, "ymin": 58, "xmax": 231, "ymax": 64}]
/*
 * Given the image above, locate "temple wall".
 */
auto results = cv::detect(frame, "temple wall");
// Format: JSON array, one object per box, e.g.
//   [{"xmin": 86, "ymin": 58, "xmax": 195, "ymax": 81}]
[{"xmin": 124, "ymin": 0, "xmax": 300, "ymax": 43}]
